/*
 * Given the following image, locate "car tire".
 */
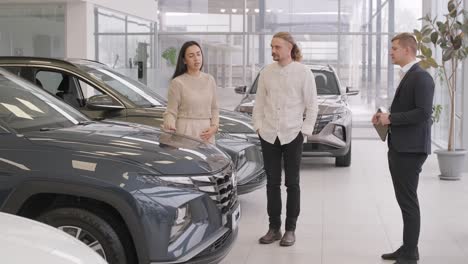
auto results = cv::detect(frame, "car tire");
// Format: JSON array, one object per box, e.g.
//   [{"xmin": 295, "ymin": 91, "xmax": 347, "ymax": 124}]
[
  {"xmin": 37, "ymin": 207, "xmax": 127, "ymax": 264},
  {"xmin": 335, "ymin": 143, "xmax": 351, "ymax": 167}
]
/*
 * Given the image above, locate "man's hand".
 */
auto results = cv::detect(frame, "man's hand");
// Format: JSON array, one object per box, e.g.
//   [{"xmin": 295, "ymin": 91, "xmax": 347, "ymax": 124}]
[
  {"xmin": 371, "ymin": 113, "xmax": 380, "ymax": 125},
  {"xmin": 377, "ymin": 113, "xmax": 391, "ymax": 125}
]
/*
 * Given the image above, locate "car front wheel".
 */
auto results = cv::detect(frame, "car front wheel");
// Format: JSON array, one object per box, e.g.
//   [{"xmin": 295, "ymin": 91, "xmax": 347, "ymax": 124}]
[
  {"xmin": 335, "ymin": 143, "xmax": 351, "ymax": 167},
  {"xmin": 37, "ymin": 207, "xmax": 127, "ymax": 264}
]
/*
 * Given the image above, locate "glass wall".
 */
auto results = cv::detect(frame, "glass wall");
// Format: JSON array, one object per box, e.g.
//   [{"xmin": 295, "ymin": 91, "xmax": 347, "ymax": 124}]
[
  {"xmin": 95, "ymin": 7, "xmax": 156, "ymax": 86},
  {"xmin": 157, "ymin": 0, "xmax": 423, "ymax": 109},
  {"xmin": 0, "ymin": 3, "xmax": 65, "ymax": 57}
]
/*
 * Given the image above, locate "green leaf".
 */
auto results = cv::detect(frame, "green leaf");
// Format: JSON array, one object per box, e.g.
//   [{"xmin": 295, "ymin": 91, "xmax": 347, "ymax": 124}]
[
  {"xmin": 427, "ymin": 57, "xmax": 439, "ymax": 68},
  {"xmin": 414, "ymin": 29, "xmax": 423, "ymax": 41},
  {"xmin": 416, "ymin": 55, "xmax": 426, "ymax": 59},
  {"xmin": 422, "ymin": 36, "xmax": 432, "ymax": 43},
  {"xmin": 422, "ymin": 27, "xmax": 432, "ymax": 36},
  {"xmin": 421, "ymin": 45, "xmax": 433, "ymax": 57},
  {"xmin": 448, "ymin": 0, "xmax": 457, "ymax": 18},
  {"xmin": 438, "ymin": 23, "xmax": 447, "ymax": 34},
  {"xmin": 431, "ymin": 32, "xmax": 439, "ymax": 44},
  {"xmin": 453, "ymin": 34, "xmax": 463, "ymax": 49},
  {"xmin": 419, "ymin": 60, "xmax": 431, "ymax": 69},
  {"xmin": 443, "ymin": 48, "xmax": 455, "ymax": 61}
]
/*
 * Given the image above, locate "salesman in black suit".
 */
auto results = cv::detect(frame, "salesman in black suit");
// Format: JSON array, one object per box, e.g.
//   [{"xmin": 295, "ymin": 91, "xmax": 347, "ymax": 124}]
[{"xmin": 372, "ymin": 32, "xmax": 434, "ymax": 264}]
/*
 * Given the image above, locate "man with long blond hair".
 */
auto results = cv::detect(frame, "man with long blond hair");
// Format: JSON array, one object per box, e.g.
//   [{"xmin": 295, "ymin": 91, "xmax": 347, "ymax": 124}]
[{"xmin": 253, "ymin": 32, "xmax": 318, "ymax": 246}]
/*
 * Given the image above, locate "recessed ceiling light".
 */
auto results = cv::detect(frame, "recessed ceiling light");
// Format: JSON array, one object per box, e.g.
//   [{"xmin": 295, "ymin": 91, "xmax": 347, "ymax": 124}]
[
  {"xmin": 220, "ymin": 8, "xmax": 226, "ymax": 13},
  {"xmin": 254, "ymin": 8, "xmax": 260, "ymax": 13},
  {"xmin": 266, "ymin": 9, "xmax": 272, "ymax": 13},
  {"xmin": 245, "ymin": 8, "xmax": 249, "ymax": 13},
  {"xmin": 232, "ymin": 8, "xmax": 237, "ymax": 13}
]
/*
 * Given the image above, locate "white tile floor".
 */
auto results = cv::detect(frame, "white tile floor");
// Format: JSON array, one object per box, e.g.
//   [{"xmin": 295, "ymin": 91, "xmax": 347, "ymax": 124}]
[{"xmin": 220, "ymin": 127, "xmax": 468, "ymax": 264}]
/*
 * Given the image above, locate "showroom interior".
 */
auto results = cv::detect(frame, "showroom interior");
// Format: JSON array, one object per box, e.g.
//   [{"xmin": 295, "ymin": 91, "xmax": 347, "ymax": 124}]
[{"xmin": 1, "ymin": 0, "xmax": 468, "ymax": 263}]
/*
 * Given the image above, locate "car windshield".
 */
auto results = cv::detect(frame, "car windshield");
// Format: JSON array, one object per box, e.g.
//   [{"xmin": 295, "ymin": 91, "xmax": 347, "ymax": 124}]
[
  {"xmin": 76, "ymin": 63, "xmax": 167, "ymax": 108},
  {"xmin": 249, "ymin": 69, "xmax": 340, "ymax": 95},
  {"xmin": 0, "ymin": 69, "xmax": 88, "ymax": 133}
]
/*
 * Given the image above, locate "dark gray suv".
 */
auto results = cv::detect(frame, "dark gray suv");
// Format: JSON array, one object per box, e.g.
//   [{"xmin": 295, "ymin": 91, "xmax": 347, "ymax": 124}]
[
  {"xmin": 234, "ymin": 65, "xmax": 359, "ymax": 167},
  {"xmin": 0, "ymin": 57, "xmax": 265, "ymax": 194},
  {"xmin": 0, "ymin": 69, "xmax": 240, "ymax": 264}
]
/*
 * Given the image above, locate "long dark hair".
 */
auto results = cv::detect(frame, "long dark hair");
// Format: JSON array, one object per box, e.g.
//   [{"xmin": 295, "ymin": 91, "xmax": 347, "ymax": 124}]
[{"xmin": 172, "ymin": 41, "xmax": 204, "ymax": 79}]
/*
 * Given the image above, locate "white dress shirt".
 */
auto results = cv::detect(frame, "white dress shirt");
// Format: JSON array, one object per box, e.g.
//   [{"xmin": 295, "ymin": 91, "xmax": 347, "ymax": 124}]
[
  {"xmin": 398, "ymin": 60, "xmax": 418, "ymax": 84},
  {"xmin": 253, "ymin": 61, "xmax": 319, "ymax": 145}
]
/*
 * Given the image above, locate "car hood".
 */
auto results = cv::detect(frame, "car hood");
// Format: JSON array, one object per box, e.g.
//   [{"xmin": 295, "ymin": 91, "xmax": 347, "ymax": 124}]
[
  {"xmin": 317, "ymin": 95, "xmax": 347, "ymax": 115},
  {"xmin": 0, "ymin": 212, "xmax": 107, "ymax": 264},
  {"xmin": 218, "ymin": 109, "xmax": 255, "ymax": 133},
  {"xmin": 238, "ymin": 94, "xmax": 347, "ymax": 115},
  {"xmin": 23, "ymin": 122, "xmax": 230, "ymax": 175}
]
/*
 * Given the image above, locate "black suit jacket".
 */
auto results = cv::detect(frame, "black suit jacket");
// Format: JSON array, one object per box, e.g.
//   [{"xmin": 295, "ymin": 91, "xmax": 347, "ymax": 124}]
[{"xmin": 388, "ymin": 63, "xmax": 435, "ymax": 154}]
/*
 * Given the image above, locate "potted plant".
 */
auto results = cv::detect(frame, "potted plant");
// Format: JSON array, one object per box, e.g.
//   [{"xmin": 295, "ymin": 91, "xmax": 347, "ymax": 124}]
[
  {"xmin": 162, "ymin": 47, "xmax": 177, "ymax": 67},
  {"xmin": 415, "ymin": 0, "xmax": 468, "ymax": 180}
]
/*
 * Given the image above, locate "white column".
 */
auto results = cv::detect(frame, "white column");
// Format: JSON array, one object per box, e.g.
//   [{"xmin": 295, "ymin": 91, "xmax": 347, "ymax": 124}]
[{"xmin": 66, "ymin": 1, "xmax": 94, "ymax": 59}]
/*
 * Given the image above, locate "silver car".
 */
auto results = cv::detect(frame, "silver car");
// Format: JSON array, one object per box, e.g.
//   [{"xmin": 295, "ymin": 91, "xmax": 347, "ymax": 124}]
[{"xmin": 234, "ymin": 65, "xmax": 359, "ymax": 167}]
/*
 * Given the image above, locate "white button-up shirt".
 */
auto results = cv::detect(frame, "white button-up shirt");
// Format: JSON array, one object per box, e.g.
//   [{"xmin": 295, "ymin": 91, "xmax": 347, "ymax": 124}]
[
  {"xmin": 398, "ymin": 60, "xmax": 418, "ymax": 84},
  {"xmin": 253, "ymin": 61, "xmax": 318, "ymax": 145}
]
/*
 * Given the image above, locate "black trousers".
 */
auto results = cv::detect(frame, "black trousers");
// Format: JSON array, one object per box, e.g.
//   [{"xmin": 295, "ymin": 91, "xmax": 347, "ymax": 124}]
[
  {"xmin": 388, "ymin": 148, "xmax": 427, "ymax": 252},
  {"xmin": 260, "ymin": 133, "xmax": 303, "ymax": 231}
]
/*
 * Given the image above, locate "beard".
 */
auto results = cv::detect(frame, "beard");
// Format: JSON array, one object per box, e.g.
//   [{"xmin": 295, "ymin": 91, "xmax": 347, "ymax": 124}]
[{"xmin": 272, "ymin": 53, "xmax": 279, "ymax": 61}]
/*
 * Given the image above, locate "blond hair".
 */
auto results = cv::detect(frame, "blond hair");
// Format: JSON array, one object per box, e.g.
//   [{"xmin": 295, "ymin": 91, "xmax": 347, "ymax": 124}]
[
  {"xmin": 392, "ymin": 33, "xmax": 417, "ymax": 54},
  {"xmin": 273, "ymin": 32, "xmax": 303, "ymax": 61}
]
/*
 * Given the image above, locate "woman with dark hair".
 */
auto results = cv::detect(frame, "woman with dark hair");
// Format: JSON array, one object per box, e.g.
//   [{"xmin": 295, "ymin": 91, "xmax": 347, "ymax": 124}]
[{"xmin": 162, "ymin": 41, "xmax": 219, "ymax": 143}]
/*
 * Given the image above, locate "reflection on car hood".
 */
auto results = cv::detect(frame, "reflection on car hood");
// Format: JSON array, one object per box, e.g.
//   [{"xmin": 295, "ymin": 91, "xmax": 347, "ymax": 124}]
[
  {"xmin": 317, "ymin": 95, "xmax": 346, "ymax": 115},
  {"xmin": 24, "ymin": 122, "xmax": 230, "ymax": 175},
  {"xmin": 219, "ymin": 109, "xmax": 254, "ymax": 134}
]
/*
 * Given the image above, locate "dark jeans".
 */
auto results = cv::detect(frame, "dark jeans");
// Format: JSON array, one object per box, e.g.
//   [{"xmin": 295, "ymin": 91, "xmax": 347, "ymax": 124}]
[
  {"xmin": 260, "ymin": 133, "xmax": 303, "ymax": 231},
  {"xmin": 388, "ymin": 148, "xmax": 427, "ymax": 253}
]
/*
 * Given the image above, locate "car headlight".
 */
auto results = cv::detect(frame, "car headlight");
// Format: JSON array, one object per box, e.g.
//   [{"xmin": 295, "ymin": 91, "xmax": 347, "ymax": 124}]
[
  {"xmin": 158, "ymin": 176, "xmax": 194, "ymax": 185},
  {"xmin": 333, "ymin": 125, "xmax": 345, "ymax": 140},
  {"xmin": 170, "ymin": 203, "xmax": 191, "ymax": 243},
  {"xmin": 320, "ymin": 113, "xmax": 344, "ymax": 122},
  {"xmin": 236, "ymin": 149, "xmax": 247, "ymax": 170}
]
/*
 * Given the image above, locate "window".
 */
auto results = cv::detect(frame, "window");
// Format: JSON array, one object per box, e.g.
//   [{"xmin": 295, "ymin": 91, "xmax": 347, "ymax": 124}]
[
  {"xmin": 36, "ymin": 71, "xmax": 64, "ymax": 95},
  {"xmin": 35, "ymin": 70, "xmax": 82, "ymax": 109}
]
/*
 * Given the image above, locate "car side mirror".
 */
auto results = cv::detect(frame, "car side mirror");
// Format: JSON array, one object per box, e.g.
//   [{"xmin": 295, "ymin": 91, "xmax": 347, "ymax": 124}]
[
  {"xmin": 346, "ymin": 86, "xmax": 359, "ymax": 96},
  {"xmin": 234, "ymin": 85, "xmax": 247, "ymax": 94},
  {"xmin": 87, "ymin": 95, "xmax": 124, "ymax": 110}
]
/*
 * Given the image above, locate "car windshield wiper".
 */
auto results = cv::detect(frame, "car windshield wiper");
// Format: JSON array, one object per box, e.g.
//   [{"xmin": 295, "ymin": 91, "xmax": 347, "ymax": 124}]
[
  {"xmin": 77, "ymin": 121, "xmax": 96, "ymax": 126},
  {"xmin": 39, "ymin": 127, "xmax": 60, "ymax": 131}
]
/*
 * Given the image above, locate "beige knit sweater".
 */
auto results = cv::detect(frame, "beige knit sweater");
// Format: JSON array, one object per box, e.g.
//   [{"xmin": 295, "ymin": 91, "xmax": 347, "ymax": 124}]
[{"xmin": 163, "ymin": 72, "xmax": 219, "ymax": 142}]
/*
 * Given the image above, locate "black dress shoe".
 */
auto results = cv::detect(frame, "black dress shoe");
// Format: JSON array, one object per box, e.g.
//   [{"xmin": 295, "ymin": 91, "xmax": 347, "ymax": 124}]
[
  {"xmin": 394, "ymin": 258, "xmax": 417, "ymax": 264},
  {"xmin": 279, "ymin": 231, "xmax": 295, "ymax": 246},
  {"xmin": 259, "ymin": 229, "xmax": 282, "ymax": 244},
  {"xmin": 382, "ymin": 246, "xmax": 419, "ymax": 260}
]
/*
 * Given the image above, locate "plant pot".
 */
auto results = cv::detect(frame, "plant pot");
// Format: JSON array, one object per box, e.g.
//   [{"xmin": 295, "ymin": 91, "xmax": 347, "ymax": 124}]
[{"xmin": 434, "ymin": 149, "xmax": 468, "ymax": 180}]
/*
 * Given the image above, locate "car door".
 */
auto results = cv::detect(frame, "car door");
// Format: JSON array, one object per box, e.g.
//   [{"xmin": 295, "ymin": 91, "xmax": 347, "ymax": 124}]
[{"xmin": 32, "ymin": 68, "xmax": 127, "ymax": 121}]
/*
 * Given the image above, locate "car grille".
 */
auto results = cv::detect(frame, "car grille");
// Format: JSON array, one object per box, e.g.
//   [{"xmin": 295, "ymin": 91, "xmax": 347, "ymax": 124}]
[
  {"xmin": 313, "ymin": 115, "xmax": 334, "ymax": 134},
  {"xmin": 191, "ymin": 165, "xmax": 238, "ymax": 215}
]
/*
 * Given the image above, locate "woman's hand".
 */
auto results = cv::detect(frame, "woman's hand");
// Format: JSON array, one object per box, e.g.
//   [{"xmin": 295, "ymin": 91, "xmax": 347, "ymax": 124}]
[
  {"xmin": 161, "ymin": 123, "xmax": 176, "ymax": 132},
  {"xmin": 200, "ymin": 126, "xmax": 217, "ymax": 142}
]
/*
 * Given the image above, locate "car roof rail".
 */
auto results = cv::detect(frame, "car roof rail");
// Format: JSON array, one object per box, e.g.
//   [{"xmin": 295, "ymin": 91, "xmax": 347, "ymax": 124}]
[
  {"xmin": 66, "ymin": 58, "xmax": 106, "ymax": 66},
  {"xmin": 0, "ymin": 56, "xmax": 78, "ymax": 67}
]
